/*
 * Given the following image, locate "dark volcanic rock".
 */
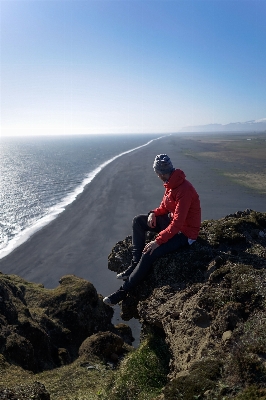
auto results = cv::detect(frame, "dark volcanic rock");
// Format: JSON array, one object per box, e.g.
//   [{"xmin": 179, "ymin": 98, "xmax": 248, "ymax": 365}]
[
  {"xmin": 0, "ymin": 274, "xmax": 113, "ymax": 371},
  {"xmin": 108, "ymin": 210, "xmax": 266, "ymax": 398},
  {"xmin": 0, "ymin": 381, "xmax": 50, "ymax": 400}
]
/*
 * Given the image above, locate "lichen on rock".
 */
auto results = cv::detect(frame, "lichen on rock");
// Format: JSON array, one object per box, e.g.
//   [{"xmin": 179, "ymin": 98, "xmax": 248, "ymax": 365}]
[{"xmin": 107, "ymin": 210, "xmax": 266, "ymax": 398}]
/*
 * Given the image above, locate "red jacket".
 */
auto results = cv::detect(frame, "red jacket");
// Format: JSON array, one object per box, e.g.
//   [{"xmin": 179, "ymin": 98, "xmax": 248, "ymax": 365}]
[{"xmin": 152, "ymin": 169, "xmax": 201, "ymax": 245}]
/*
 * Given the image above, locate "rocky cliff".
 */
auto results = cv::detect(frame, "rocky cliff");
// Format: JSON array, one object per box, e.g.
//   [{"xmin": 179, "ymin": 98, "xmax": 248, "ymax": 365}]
[
  {"xmin": 0, "ymin": 274, "xmax": 133, "ymax": 399},
  {"xmin": 1, "ymin": 210, "xmax": 266, "ymax": 399},
  {"xmin": 108, "ymin": 209, "xmax": 266, "ymax": 398}
]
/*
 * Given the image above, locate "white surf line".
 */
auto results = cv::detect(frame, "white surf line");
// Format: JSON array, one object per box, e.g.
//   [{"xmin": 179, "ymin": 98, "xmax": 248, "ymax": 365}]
[{"xmin": 0, "ymin": 135, "xmax": 168, "ymax": 260}]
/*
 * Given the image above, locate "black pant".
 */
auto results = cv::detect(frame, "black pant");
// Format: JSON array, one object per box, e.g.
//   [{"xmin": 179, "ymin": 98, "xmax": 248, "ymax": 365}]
[{"xmin": 123, "ymin": 214, "xmax": 189, "ymax": 292}]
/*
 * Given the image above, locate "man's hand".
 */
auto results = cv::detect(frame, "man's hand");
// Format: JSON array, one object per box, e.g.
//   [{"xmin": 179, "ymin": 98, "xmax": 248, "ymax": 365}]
[
  {"xmin": 147, "ymin": 212, "xmax": 156, "ymax": 228},
  {"xmin": 143, "ymin": 240, "xmax": 159, "ymax": 255}
]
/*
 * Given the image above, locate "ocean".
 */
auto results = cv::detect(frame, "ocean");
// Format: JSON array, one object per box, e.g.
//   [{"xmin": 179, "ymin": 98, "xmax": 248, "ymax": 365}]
[{"xmin": 0, "ymin": 134, "xmax": 164, "ymax": 260}]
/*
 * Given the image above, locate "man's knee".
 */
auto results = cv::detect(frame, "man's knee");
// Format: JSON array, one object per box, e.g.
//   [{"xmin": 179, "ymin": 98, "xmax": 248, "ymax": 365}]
[
  {"xmin": 132, "ymin": 215, "xmax": 139, "ymax": 225},
  {"xmin": 132, "ymin": 214, "xmax": 147, "ymax": 227}
]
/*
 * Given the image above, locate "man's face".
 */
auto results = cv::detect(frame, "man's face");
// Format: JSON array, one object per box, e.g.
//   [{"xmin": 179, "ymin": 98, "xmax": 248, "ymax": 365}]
[{"xmin": 157, "ymin": 173, "xmax": 168, "ymax": 182}]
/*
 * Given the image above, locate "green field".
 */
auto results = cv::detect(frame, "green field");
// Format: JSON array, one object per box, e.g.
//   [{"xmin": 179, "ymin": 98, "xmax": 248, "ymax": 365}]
[{"xmin": 184, "ymin": 133, "xmax": 266, "ymax": 194}]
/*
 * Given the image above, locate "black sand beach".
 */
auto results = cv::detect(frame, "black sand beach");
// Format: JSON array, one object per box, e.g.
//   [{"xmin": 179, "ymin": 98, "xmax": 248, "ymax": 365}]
[
  {"xmin": 0, "ymin": 134, "xmax": 265, "ymax": 341},
  {"xmin": 1, "ymin": 132, "xmax": 266, "ymax": 289}
]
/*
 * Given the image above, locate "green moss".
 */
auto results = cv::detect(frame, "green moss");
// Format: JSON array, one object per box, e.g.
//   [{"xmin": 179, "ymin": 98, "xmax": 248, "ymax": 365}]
[
  {"xmin": 163, "ymin": 359, "xmax": 223, "ymax": 400},
  {"xmin": 234, "ymin": 385, "xmax": 266, "ymax": 399},
  {"xmin": 104, "ymin": 334, "xmax": 170, "ymax": 400},
  {"xmin": 224, "ymin": 314, "xmax": 266, "ymax": 391},
  {"xmin": 199, "ymin": 211, "xmax": 266, "ymax": 248},
  {"xmin": 231, "ymin": 351, "xmax": 266, "ymax": 386},
  {"xmin": 0, "ymin": 358, "xmax": 115, "ymax": 399},
  {"xmin": 242, "ymin": 320, "xmax": 266, "ymax": 354}
]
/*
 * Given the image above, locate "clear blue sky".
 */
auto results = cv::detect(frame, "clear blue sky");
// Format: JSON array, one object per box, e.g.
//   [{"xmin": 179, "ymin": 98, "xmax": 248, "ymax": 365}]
[{"xmin": 1, "ymin": 0, "xmax": 265, "ymax": 136}]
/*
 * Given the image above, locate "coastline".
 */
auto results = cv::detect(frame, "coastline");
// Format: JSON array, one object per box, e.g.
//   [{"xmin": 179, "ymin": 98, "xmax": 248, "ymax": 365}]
[
  {"xmin": 0, "ymin": 134, "xmax": 265, "ymax": 292},
  {"xmin": 0, "ymin": 134, "xmax": 165, "ymax": 261},
  {"xmin": 1, "ymin": 133, "xmax": 265, "ymax": 345}
]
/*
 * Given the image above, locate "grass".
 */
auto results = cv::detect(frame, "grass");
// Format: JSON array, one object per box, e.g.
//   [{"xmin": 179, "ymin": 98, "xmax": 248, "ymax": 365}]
[
  {"xmin": 0, "ymin": 331, "xmax": 170, "ymax": 400},
  {"xmin": 222, "ymin": 172, "xmax": 266, "ymax": 194},
  {"xmin": 183, "ymin": 133, "xmax": 266, "ymax": 194},
  {"xmin": 103, "ymin": 333, "xmax": 170, "ymax": 400},
  {"xmin": 0, "ymin": 357, "xmax": 114, "ymax": 400},
  {"xmin": 163, "ymin": 358, "xmax": 223, "ymax": 400}
]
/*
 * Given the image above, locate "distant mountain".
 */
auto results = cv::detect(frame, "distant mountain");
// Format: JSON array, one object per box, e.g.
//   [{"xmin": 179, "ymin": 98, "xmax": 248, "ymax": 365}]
[{"xmin": 179, "ymin": 118, "xmax": 266, "ymax": 133}]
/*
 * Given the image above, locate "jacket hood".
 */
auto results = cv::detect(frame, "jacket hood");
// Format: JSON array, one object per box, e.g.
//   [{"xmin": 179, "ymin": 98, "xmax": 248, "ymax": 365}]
[{"xmin": 164, "ymin": 169, "xmax": 186, "ymax": 189}]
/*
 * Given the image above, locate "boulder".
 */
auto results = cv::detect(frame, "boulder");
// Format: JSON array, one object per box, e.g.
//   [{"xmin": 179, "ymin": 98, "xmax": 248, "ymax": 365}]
[
  {"xmin": 79, "ymin": 331, "xmax": 124, "ymax": 360},
  {"xmin": 0, "ymin": 274, "xmax": 113, "ymax": 371}
]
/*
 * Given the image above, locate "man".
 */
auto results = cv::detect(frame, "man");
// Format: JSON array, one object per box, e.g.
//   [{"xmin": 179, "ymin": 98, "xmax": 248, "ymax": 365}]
[{"xmin": 103, "ymin": 154, "xmax": 201, "ymax": 306}]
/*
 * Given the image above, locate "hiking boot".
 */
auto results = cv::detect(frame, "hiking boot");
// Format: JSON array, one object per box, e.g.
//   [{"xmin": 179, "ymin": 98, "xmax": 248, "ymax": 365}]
[
  {"xmin": 116, "ymin": 270, "xmax": 131, "ymax": 280},
  {"xmin": 103, "ymin": 287, "xmax": 127, "ymax": 306},
  {"xmin": 116, "ymin": 262, "xmax": 137, "ymax": 280}
]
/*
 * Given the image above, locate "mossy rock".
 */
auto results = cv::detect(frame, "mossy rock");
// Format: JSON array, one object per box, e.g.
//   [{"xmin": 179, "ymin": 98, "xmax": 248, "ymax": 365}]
[
  {"xmin": 0, "ymin": 273, "xmax": 114, "ymax": 371},
  {"xmin": 0, "ymin": 381, "xmax": 50, "ymax": 400},
  {"xmin": 79, "ymin": 331, "xmax": 124, "ymax": 360},
  {"xmin": 163, "ymin": 359, "xmax": 223, "ymax": 399}
]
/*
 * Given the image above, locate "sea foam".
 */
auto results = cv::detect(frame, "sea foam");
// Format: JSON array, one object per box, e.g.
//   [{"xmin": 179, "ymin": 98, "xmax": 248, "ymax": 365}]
[{"xmin": 0, "ymin": 135, "xmax": 166, "ymax": 259}]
